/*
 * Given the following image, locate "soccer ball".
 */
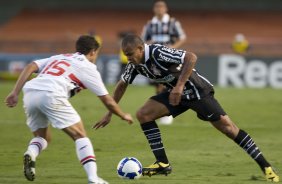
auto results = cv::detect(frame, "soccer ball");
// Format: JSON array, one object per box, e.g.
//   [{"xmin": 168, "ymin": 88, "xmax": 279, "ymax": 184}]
[{"xmin": 117, "ymin": 157, "xmax": 142, "ymax": 179}]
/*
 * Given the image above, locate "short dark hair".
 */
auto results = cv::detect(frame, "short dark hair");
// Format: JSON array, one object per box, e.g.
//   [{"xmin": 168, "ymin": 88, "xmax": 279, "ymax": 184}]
[
  {"xmin": 75, "ymin": 35, "xmax": 100, "ymax": 55},
  {"xmin": 122, "ymin": 34, "xmax": 144, "ymax": 49}
]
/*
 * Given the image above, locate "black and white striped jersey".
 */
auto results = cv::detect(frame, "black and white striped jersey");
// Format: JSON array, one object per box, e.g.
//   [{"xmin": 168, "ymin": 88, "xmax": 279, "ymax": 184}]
[
  {"xmin": 121, "ymin": 44, "xmax": 214, "ymax": 101},
  {"xmin": 141, "ymin": 14, "xmax": 186, "ymax": 45}
]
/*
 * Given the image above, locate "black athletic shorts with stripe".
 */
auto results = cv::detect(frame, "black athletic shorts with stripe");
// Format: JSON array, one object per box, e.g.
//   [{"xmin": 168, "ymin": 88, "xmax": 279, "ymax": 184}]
[{"xmin": 150, "ymin": 91, "xmax": 226, "ymax": 122}]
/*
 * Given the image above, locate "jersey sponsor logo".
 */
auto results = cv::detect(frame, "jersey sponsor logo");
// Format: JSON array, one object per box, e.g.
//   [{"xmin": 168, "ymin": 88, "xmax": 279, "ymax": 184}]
[
  {"xmin": 161, "ymin": 47, "xmax": 183, "ymax": 56},
  {"xmin": 153, "ymin": 74, "xmax": 175, "ymax": 83},
  {"xmin": 158, "ymin": 53, "xmax": 181, "ymax": 64}
]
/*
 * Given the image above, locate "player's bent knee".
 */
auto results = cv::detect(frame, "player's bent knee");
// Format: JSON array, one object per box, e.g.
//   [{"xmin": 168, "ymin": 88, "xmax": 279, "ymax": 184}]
[
  {"xmin": 136, "ymin": 109, "xmax": 154, "ymax": 123},
  {"xmin": 136, "ymin": 110, "xmax": 146, "ymax": 122}
]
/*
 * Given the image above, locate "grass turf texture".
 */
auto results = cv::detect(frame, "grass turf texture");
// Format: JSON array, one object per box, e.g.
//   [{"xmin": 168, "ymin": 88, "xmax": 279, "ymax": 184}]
[{"xmin": 0, "ymin": 81, "xmax": 281, "ymax": 184}]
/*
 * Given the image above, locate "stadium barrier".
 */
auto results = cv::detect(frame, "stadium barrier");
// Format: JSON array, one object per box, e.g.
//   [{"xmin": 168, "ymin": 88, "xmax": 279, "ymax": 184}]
[{"xmin": 0, "ymin": 53, "xmax": 281, "ymax": 88}]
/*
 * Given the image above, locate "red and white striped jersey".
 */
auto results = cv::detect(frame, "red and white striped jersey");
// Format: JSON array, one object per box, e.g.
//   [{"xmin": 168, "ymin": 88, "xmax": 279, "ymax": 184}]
[{"xmin": 23, "ymin": 52, "xmax": 108, "ymax": 98}]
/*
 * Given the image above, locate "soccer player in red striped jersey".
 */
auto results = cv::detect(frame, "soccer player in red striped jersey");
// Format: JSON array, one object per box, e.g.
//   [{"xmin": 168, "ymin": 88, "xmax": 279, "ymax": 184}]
[{"xmin": 5, "ymin": 35, "xmax": 133, "ymax": 184}]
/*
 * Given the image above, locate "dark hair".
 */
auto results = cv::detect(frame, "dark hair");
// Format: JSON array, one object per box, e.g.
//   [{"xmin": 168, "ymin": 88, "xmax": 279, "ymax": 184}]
[
  {"xmin": 122, "ymin": 34, "xmax": 144, "ymax": 49},
  {"xmin": 118, "ymin": 30, "xmax": 135, "ymax": 39},
  {"xmin": 75, "ymin": 35, "xmax": 100, "ymax": 55}
]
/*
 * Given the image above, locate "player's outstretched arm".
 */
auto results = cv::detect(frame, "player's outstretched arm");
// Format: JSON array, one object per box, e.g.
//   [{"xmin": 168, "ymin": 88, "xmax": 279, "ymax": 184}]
[
  {"xmin": 97, "ymin": 94, "xmax": 133, "ymax": 125},
  {"xmin": 93, "ymin": 80, "xmax": 130, "ymax": 129},
  {"xmin": 5, "ymin": 62, "xmax": 39, "ymax": 108}
]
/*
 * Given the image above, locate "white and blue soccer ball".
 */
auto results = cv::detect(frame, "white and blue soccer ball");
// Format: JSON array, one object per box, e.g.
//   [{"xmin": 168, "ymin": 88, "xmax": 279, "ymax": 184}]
[{"xmin": 117, "ymin": 157, "xmax": 142, "ymax": 179}]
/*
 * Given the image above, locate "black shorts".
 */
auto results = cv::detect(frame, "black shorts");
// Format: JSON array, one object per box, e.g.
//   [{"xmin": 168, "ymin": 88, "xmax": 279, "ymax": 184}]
[{"xmin": 150, "ymin": 92, "xmax": 226, "ymax": 122}]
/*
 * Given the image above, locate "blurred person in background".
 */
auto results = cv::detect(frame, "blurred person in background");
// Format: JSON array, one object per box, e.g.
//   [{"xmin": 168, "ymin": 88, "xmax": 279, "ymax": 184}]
[
  {"xmin": 5, "ymin": 35, "xmax": 133, "ymax": 184},
  {"xmin": 232, "ymin": 33, "xmax": 250, "ymax": 54},
  {"xmin": 141, "ymin": 0, "xmax": 186, "ymax": 125},
  {"xmin": 88, "ymin": 29, "xmax": 103, "ymax": 62},
  {"xmin": 88, "ymin": 29, "xmax": 103, "ymax": 48}
]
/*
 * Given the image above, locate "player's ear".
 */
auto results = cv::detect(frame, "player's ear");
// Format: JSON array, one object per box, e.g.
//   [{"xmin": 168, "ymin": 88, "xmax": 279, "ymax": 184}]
[
  {"xmin": 137, "ymin": 45, "xmax": 144, "ymax": 52},
  {"xmin": 90, "ymin": 49, "xmax": 97, "ymax": 56}
]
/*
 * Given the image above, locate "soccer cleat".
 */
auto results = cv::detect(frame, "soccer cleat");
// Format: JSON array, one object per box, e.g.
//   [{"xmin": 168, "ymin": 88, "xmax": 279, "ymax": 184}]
[
  {"xmin": 88, "ymin": 177, "xmax": 109, "ymax": 184},
  {"xmin": 23, "ymin": 153, "xmax": 36, "ymax": 181},
  {"xmin": 264, "ymin": 167, "xmax": 279, "ymax": 182},
  {"xmin": 142, "ymin": 161, "xmax": 172, "ymax": 177}
]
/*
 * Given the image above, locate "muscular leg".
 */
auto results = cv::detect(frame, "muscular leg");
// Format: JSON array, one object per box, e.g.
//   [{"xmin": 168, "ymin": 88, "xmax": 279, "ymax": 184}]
[
  {"xmin": 210, "ymin": 115, "xmax": 239, "ymax": 139},
  {"xmin": 211, "ymin": 115, "xmax": 271, "ymax": 171},
  {"xmin": 24, "ymin": 127, "xmax": 49, "ymax": 181},
  {"xmin": 63, "ymin": 121, "xmax": 101, "ymax": 183},
  {"xmin": 26, "ymin": 127, "xmax": 50, "ymax": 159},
  {"xmin": 195, "ymin": 94, "xmax": 279, "ymax": 182},
  {"xmin": 136, "ymin": 99, "xmax": 170, "ymax": 123},
  {"xmin": 136, "ymin": 99, "xmax": 170, "ymax": 164},
  {"xmin": 155, "ymin": 85, "xmax": 174, "ymax": 125},
  {"xmin": 62, "ymin": 121, "xmax": 87, "ymax": 140},
  {"xmin": 33, "ymin": 127, "xmax": 51, "ymax": 143}
]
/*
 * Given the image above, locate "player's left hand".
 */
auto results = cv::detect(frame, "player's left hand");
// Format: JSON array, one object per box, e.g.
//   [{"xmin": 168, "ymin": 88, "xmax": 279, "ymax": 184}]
[
  {"xmin": 93, "ymin": 112, "xmax": 112, "ymax": 130},
  {"xmin": 169, "ymin": 87, "xmax": 182, "ymax": 106},
  {"xmin": 5, "ymin": 92, "xmax": 18, "ymax": 108}
]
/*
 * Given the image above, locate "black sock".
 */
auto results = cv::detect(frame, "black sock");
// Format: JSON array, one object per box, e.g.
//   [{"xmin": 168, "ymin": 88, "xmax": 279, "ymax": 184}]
[
  {"xmin": 234, "ymin": 129, "xmax": 270, "ymax": 171},
  {"xmin": 141, "ymin": 121, "xmax": 169, "ymax": 164}
]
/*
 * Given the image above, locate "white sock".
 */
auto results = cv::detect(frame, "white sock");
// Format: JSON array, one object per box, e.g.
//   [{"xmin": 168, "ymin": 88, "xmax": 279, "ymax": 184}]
[
  {"xmin": 25, "ymin": 137, "xmax": 48, "ymax": 160},
  {"xmin": 75, "ymin": 137, "xmax": 98, "ymax": 182}
]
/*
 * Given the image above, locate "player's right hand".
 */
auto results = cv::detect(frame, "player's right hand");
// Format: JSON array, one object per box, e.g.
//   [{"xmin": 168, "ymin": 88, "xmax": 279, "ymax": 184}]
[{"xmin": 5, "ymin": 92, "xmax": 18, "ymax": 108}]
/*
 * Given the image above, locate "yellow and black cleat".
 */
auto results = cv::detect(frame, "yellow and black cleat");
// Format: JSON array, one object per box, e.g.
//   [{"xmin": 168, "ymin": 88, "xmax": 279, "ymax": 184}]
[
  {"xmin": 264, "ymin": 167, "xmax": 279, "ymax": 182},
  {"xmin": 142, "ymin": 161, "xmax": 172, "ymax": 177}
]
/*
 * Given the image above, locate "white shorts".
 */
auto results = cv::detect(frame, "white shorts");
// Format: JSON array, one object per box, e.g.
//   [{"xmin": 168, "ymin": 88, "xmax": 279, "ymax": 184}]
[{"xmin": 23, "ymin": 89, "xmax": 81, "ymax": 132}]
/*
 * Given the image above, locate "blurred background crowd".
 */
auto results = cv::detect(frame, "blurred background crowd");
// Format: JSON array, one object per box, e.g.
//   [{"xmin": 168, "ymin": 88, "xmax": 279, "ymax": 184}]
[{"xmin": 0, "ymin": 0, "xmax": 282, "ymax": 87}]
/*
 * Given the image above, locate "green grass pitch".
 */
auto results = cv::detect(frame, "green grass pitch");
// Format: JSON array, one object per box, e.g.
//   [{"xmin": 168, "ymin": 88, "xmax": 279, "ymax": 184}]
[{"xmin": 0, "ymin": 81, "xmax": 281, "ymax": 184}]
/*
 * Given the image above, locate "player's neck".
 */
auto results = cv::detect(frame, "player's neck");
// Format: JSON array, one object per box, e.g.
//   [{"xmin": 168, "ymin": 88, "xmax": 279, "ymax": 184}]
[{"xmin": 156, "ymin": 14, "xmax": 165, "ymax": 20}]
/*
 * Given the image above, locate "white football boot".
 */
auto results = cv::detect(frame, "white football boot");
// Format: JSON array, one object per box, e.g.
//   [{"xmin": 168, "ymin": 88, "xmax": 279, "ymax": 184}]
[{"xmin": 88, "ymin": 177, "xmax": 109, "ymax": 184}]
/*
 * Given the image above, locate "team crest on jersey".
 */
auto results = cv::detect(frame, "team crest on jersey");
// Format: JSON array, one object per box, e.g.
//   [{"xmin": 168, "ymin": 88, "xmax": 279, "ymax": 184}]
[{"xmin": 151, "ymin": 64, "xmax": 161, "ymax": 76}]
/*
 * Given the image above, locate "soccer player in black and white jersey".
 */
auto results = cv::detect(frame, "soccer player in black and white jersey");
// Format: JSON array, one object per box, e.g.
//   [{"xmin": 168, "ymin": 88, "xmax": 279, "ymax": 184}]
[
  {"xmin": 141, "ymin": 0, "xmax": 186, "ymax": 125},
  {"xmin": 94, "ymin": 35, "xmax": 279, "ymax": 182}
]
